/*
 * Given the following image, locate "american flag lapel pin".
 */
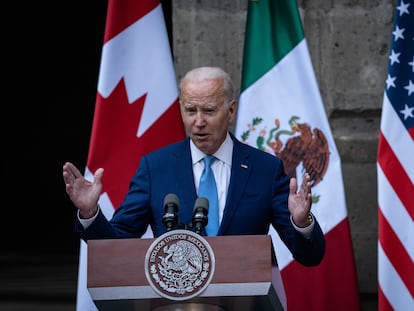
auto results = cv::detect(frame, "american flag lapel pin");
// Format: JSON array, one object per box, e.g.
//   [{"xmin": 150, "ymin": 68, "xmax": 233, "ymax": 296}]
[{"xmin": 241, "ymin": 164, "xmax": 248, "ymax": 169}]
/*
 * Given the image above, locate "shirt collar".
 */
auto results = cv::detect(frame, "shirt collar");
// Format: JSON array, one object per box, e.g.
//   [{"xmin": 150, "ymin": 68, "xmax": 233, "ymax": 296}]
[{"xmin": 190, "ymin": 132, "xmax": 234, "ymax": 165}]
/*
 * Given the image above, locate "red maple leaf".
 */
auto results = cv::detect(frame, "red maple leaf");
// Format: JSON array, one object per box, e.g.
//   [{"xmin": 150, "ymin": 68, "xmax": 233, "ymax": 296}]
[{"xmin": 87, "ymin": 79, "xmax": 185, "ymax": 208}]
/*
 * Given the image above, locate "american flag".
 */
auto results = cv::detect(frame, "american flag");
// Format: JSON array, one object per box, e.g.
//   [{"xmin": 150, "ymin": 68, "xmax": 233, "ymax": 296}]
[{"xmin": 377, "ymin": 0, "xmax": 414, "ymax": 310}]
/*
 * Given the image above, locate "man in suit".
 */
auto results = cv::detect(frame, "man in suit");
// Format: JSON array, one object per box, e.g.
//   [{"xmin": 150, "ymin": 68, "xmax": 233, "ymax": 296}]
[{"xmin": 63, "ymin": 66, "xmax": 325, "ymax": 267}]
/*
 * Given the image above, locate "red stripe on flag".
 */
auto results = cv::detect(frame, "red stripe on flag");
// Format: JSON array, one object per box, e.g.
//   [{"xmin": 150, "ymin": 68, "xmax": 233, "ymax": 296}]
[
  {"xmin": 409, "ymin": 127, "xmax": 414, "ymax": 141},
  {"xmin": 377, "ymin": 132, "xmax": 414, "ymax": 220},
  {"xmin": 378, "ymin": 208, "xmax": 414, "ymax": 297},
  {"xmin": 281, "ymin": 219, "xmax": 360, "ymax": 311},
  {"xmin": 378, "ymin": 286, "xmax": 394, "ymax": 311},
  {"xmin": 104, "ymin": 0, "xmax": 160, "ymax": 42}
]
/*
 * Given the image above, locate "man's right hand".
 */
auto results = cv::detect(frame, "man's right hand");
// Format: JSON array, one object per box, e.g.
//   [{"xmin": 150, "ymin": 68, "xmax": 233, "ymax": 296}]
[{"xmin": 62, "ymin": 162, "xmax": 104, "ymax": 219}]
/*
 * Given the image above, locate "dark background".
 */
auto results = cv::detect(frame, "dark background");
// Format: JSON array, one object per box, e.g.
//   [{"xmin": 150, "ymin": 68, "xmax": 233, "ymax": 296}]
[{"xmin": 4, "ymin": 1, "xmax": 172, "ymax": 256}]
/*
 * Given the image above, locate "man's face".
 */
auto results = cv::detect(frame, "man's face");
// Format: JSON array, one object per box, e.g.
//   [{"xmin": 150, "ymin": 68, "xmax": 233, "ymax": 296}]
[{"xmin": 180, "ymin": 79, "xmax": 236, "ymax": 155}]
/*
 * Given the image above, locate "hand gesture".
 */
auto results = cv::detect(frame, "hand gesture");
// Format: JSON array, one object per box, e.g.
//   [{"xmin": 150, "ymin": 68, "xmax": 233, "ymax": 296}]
[
  {"xmin": 62, "ymin": 162, "xmax": 103, "ymax": 219},
  {"xmin": 288, "ymin": 173, "xmax": 313, "ymax": 227}
]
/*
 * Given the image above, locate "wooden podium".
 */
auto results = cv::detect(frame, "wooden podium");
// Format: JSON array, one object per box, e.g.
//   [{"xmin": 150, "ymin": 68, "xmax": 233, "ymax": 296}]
[{"xmin": 87, "ymin": 234, "xmax": 285, "ymax": 311}]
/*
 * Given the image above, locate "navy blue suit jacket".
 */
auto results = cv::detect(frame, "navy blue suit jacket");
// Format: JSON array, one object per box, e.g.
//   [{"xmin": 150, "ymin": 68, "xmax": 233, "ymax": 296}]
[{"xmin": 76, "ymin": 133, "xmax": 325, "ymax": 266}]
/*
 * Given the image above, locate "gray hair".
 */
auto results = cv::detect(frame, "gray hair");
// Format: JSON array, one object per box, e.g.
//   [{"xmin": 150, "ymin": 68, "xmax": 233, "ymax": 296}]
[{"xmin": 179, "ymin": 66, "xmax": 235, "ymax": 106}]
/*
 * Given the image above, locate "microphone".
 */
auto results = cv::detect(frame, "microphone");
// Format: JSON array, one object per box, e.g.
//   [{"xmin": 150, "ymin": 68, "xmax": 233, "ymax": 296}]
[
  {"xmin": 192, "ymin": 197, "xmax": 209, "ymax": 234},
  {"xmin": 162, "ymin": 193, "xmax": 179, "ymax": 231}
]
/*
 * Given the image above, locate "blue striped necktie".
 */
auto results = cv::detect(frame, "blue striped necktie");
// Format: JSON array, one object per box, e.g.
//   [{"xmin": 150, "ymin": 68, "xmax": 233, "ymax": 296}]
[{"xmin": 198, "ymin": 156, "xmax": 219, "ymax": 236}]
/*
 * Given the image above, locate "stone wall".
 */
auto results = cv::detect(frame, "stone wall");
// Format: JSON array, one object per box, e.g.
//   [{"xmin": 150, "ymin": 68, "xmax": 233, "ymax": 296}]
[{"xmin": 171, "ymin": 0, "xmax": 395, "ymax": 299}]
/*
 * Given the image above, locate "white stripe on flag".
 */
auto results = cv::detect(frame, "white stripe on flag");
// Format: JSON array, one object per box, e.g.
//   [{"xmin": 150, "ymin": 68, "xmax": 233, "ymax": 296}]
[
  {"xmin": 377, "ymin": 166, "xmax": 414, "ymax": 260},
  {"xmin": 378, "ymin": 242, "xmax": 414, "ymax": 310},
  {"xmin": 380, "ymin": 93, "xmax": 414, "ymax": 183},
  {"xmin": 98, "ymin": 4, "xmax": 178, "ymax": 137},
  {"xmin": 237, "ymin": 39, "xmax": 348, "ymax": 234}
]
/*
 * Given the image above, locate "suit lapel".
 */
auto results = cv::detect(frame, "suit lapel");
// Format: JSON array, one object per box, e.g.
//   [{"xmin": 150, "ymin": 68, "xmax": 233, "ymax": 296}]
[
  {"xmin": 219, "ymin": 136, "xmax": 252, "ymax": 234},
  {"xmin": 173, "ymin": 139, "xmax": 198, "ymax": 216}
]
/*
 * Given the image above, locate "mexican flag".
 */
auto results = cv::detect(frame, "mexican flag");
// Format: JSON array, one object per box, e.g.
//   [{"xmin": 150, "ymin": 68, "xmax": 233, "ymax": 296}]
[
  {"xmin": 76, "ymin": 0, "xmax": 185, "ymax": 309},
  {"xmin": 234, "ymin": 1, "xmax": 360, "ymax": 310}
]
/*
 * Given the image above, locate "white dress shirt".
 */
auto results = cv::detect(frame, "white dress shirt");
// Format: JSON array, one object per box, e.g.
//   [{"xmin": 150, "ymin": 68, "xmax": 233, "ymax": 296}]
[{"xmin": 191, "ymin": 132, "xmax": 233, "ymax": 224}]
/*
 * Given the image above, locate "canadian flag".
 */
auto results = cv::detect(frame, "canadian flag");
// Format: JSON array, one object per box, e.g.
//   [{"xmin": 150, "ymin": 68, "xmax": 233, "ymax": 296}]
[{"xmin": 76, "ymin": 1, "xmax": 185, "ymax": 309}]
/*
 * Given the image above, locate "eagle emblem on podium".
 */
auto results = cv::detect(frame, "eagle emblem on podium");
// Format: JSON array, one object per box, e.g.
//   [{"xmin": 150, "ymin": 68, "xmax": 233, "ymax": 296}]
[{"xmin": 144, "ymin": 230, "xmax": 215, "ymax": 301}]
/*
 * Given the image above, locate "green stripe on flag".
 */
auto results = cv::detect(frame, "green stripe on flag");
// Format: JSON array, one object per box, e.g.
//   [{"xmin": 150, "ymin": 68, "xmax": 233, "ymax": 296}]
[{"xmin": 241, "ymin": 0, "xmax": 304, "ymax": 92}]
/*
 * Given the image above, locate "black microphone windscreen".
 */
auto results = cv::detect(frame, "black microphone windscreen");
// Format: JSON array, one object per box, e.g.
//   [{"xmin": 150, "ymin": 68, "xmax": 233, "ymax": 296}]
[
  {"xmin": 194, "ymin": 197, "xmax": 209, "ymax": 212},
  {"xmin": 164, "ymin": 193, "xmax": 179, "ymax": 208}
]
